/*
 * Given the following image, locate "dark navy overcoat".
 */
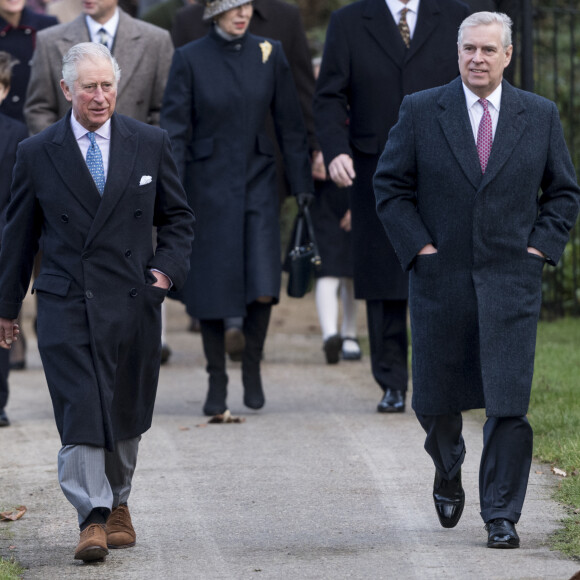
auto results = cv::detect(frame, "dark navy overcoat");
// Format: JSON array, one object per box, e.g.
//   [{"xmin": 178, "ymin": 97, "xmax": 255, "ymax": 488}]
[
  {"xmin": 0, "ymin": 112, "xmax": 195, "ymax": 450},
  {"xmin": 374, "ymin": 78, "xmax": 580, "ymax": 417},
  {"xmin": 161, "ymin": 28, "xmax": 312, "ymax": 319}
]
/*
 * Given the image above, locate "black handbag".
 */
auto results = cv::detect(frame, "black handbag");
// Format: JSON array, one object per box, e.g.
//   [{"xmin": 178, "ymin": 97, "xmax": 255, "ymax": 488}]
[{"xmin": 286, "ymin": 204, "xmax": 321, "ymax": 298}]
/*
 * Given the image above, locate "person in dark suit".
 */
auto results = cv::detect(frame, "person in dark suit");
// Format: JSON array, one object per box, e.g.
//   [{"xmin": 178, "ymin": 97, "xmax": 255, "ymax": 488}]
[
  {"xmin": 374, "ymin": 12, "xmax": 580, "ymax": 548},
  {"xmin": 0, "ymin": 51, "xmax": 28, "ymax": 427},
  {"xmin": 314, "ymin": 0, "xmax": 470, "ymax": 414},
  {"xmin": 0, "ymin": 42, "xmax": 194, "ymax": 562},
  {"xmin": 161, "ymin": 0, "xmax": 313, "ymax": 416},
  {"xmin": 0, "ymin": 0, "xmax": 58, "ymax": 122}
]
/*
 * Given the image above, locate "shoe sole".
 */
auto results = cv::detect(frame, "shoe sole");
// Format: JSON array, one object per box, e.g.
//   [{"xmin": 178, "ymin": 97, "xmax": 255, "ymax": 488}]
[
  {"xmin": 487, "ymin": 540, "xmax": 519, "ymax": 549},
  {"xmin": 74, "ymin": 546, "xmax": 108, "ymax": 561}
]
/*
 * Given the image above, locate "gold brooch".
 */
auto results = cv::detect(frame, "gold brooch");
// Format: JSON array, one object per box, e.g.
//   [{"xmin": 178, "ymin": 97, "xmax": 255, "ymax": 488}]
[{"xmin": 259, "ymin": 40, "xmax": 272, "ymax": 64}]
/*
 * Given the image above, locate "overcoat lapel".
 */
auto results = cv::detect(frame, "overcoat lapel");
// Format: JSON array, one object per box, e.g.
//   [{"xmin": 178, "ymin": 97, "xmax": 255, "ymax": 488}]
[
  {"xmin": 111, "ymin": 11, "xmax": 145, "ymax": 103},
  {"xmin": 438, "ymin": 78, "xmax": 482, "ymax": 189},
  {"xmin": 406, "ymin": 0, "xmax": 440, "ymax": 63},
  {"xmin": 363, "ymin": 0, "xmax": 406, "ymax": 68},
  {"xmin": 85, "ymin": 113, "xmax": 137, "ymax": 247},
  {"xmin": 44, "ymin": 113, "xmax": 102, "ymax": 218},
  {"xmin": 478, "ymin": 81, "xmax": 527, "ymax": 191}
]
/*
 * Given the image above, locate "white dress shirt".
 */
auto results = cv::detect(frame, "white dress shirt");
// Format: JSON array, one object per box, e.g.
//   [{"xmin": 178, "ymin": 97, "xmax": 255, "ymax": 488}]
[
  {"xmin": 385, "ymin": 0, "xmax": 420, "ymax": 38},
  {"xmin": 463, "ymin": 83, "xmax": 502, "ymax": 144},
  {"xmin": 71, "ymin": 114, "xmax": 111, "ymax": 180},
  {"xmin": 85, "ymin": 9, "xmax": 120, "ymax": 50}
]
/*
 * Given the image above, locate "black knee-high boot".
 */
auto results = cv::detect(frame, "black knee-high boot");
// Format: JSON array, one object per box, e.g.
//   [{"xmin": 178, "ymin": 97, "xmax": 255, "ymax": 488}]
[
  {"xmin": 200, "ymin": 320, "xmax": 228, "ymax": 416},
  {"xmin": 242, "ymin": 301, "xmax": 272, "ymax": 410}
]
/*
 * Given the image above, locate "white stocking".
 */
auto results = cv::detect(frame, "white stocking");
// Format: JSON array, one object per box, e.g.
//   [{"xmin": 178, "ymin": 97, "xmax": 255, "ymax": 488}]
[{"xmin": 315, "ymin": 277, "xmax": 340, "ymax": 340}]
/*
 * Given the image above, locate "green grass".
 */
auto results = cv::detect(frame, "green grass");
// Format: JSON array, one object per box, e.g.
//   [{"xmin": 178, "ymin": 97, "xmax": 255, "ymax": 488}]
[
  {"xmin": 528, "ymin": 317, "xmax": 580, "ymax": 559},
  {"xmin": 0, "ymin": 557, "xmax": 24, "ymax": 580}
]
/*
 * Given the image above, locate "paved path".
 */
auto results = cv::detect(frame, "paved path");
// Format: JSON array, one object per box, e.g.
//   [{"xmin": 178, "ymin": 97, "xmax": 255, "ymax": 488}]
[{"xmin": 1, "ymin": 295, "xmax": 579, "ymax": 579}]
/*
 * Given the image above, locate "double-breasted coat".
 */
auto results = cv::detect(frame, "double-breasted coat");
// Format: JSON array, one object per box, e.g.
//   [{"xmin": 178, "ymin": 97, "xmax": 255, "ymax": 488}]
[
  {"xmin": 161, "ymin": 28, "xmax": 312, "ymax": 320},
  {"xmin": 0, "ymin": 112, "xmax": 195, "ymax": 450},
  {"xmin": 314, "ymin": 0, "xmax": 469, "ymax": 300},
  {"xmin": 374, "ymin": 78, "xmax": 580, "ymax": 417}
]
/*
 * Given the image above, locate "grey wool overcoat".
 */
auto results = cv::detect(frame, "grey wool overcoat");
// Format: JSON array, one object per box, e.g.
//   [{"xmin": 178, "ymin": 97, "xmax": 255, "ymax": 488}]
[
  {"xmin": 161, "ymin": 28, "xmax": 313, "ymax": 320},
  {"xmin": 0, "ymin": 112, "xmax": 195, "ymax": 450},
  {"xmin": 374, "ymin": 78, "xmax": 580, "ymax": 417}
]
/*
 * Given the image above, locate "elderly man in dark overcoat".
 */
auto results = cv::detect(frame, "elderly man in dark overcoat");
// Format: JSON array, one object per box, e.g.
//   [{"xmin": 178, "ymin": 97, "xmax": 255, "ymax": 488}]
[
  {"xmin": 374, "ymin": 12, "xmax": 580, "ymax": 548},
  {"xmin": 314, "ymin": 0, "xmax": 470, "ymax": 413},
  {"xmin": 0, "ymin": 42, "xmax": 194, "ymax": 562}
]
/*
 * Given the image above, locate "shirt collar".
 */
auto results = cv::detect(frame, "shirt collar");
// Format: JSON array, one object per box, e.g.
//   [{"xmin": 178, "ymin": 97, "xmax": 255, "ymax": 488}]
[
  {"xmin": 71, "ymin": 113, "xmax": 112, "ymax": 142},
  {"xmin": 385, "ymin": 0, "xmax": 420, "ymax": 17},
  {"xmin": 462, "ymin": 82, "xmax": 503, "ymax": 112},
  {"xmin": 85, "ymin": 8, "xmax": 119, "ymax": 40}
]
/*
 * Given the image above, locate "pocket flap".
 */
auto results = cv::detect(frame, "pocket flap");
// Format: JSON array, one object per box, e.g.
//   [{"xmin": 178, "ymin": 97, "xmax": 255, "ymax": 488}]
[{"xmin": 32, "ymin": 273, "xmax": 72, "ymax": 297}]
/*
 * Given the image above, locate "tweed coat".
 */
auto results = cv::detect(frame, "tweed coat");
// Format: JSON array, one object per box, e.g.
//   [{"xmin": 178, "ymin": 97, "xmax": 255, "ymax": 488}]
[
  {"xmin": 171, "ymin": 0, "xmax": 317, "ymax": 201},
  {"xmin": 314, "ymin": 0, "xmax": 469, "ymax": 300},
  {"xmin": 23, "ymin": 9, "xmax": 173, "ymax": 134},
  {"xmin": 0, "ymin": 112, "xmax": 195, "ymax": 450},
  {"xmin": 161, "ymin": 28, "xmax": 312, "ymax": 320},
  {"xmin": 374, "ymin": 78, "xmax": 580, "ymax": 416}
]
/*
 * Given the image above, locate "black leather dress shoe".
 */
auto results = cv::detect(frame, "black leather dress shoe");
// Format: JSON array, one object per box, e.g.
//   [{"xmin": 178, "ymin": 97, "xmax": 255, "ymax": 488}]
[
  {"xmin": 485, "ymin": 518, "xmax": 520, "ymax": 548},
  {"xmin": 377, "ymin": 389, "xmax": 405, "ymax": 413},
  {"xmin": 433, "ymin": 469, "xmax": 465, "ymax": 528},
  {"xmin": 0, "ymin": 409, "xmax": 10, "ymax": 427}
]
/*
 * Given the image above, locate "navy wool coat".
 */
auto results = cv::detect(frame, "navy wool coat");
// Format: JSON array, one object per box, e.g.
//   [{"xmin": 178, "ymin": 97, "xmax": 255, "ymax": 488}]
[
  {"xmin": 161, "ymin": 28, "xmax": 313, "ymax": 320},
  {"xmin": 314, "ymin": 0, "xmax": 469, "ymax": 300},
  {"xmin": 374, "ymin": 78, "xmax": 580, "ymax": 417},
  {"xmin": 0, "ymin": 112, "xmax": 195, "ymax": 450}
]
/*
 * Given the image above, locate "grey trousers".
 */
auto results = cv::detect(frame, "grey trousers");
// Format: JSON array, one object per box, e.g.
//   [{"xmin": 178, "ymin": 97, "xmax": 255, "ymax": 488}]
[{"xmin": 58, "ymin": 436, "xmax": 141, "ymax": 526}]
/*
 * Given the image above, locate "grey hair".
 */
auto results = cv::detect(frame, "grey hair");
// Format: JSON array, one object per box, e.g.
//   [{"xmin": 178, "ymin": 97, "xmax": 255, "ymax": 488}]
[
  {"xmin": 61, "ymin": 42, "xmax": 121, "ymax": 90},
  {"xmin": 458, "ymin": 12, "xmax": 513, "ymax": 50}
]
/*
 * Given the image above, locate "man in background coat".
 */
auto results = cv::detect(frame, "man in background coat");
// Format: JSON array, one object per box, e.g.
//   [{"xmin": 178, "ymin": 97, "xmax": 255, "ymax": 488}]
[
  {"xmin": 0, "ymin": 42, "xmax": 194, "ymax": 562},
  {"xmin": 314, "ymin": 0, "xmax": 470, "ymax": 413},
  {"xmin": 0, "ymin": 51, "xmax": 29, "ymax": 427},
  {"xmin": 23, "ymin": 0, "xmax": 173, "ymax": 134},
  {"xmin": 374, "ymin": 12, "xmax": 580, "ymax": 548}
]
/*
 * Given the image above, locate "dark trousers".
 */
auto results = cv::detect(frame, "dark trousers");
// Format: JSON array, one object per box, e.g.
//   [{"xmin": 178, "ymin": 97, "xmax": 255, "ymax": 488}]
[
  {"xmin": 365, "ymin": 299, "xmax": 408, "ymax": 392},
  {"xmin": 416, "ymin": 412, "xmax": 534, "ymax": 523},
  {"xmin": 0, "ymin": 348, "xmax": 9, "ymax": 409}
]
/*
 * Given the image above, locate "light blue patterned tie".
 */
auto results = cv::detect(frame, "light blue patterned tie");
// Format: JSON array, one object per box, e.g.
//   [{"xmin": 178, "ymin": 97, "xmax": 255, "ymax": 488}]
[{"xmin": 86, "ymin": 132, "xmax": 105, "ymax": 195}]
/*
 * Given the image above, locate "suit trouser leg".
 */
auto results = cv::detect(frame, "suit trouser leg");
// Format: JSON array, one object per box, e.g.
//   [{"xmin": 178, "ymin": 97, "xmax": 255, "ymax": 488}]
[
  {"xmin": 58, "ymin": 437, "xmax": 140, "ymax": 526},
  {"xmin": 0, "ymin": 348, "xmax": 9, "ymax": 409},
  {"xmin": 365, "ymin": 299, "xmax": 408, "ymax": 392},
  {"xmin": 479, "ymin": 416, "xmax": 533, "ymax": 524},
  {"xmin": 416, "ymin": 412, "xmax": 466, "ymax": 480}
]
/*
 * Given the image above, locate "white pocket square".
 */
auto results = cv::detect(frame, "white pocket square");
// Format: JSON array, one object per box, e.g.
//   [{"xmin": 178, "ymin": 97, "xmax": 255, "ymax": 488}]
[{"xmin": 139, "ymin": 175, "xmax": 152, "ymax": 186}]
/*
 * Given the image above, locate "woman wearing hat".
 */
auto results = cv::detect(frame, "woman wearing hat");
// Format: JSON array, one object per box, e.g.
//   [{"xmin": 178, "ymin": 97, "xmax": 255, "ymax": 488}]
[{"xmin": 161, "ymin": 0, "xmax": 313, "ymax": 416}]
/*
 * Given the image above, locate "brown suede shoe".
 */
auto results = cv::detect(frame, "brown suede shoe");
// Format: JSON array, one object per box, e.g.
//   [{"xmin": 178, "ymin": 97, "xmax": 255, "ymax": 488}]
[
  {"xmin": 74, "ymin": 523, "xmax": 108, "ymax": 561},
  {"xmin": 106, "ymin": 504, "xmax": 136, "ymax": 549}
]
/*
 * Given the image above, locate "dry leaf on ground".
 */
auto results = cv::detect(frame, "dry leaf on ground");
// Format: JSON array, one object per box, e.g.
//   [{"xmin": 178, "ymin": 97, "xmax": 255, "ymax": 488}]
[
  {"xmin": 1, "ymin": 505, "xmax": 27, "ymax": 521},
  {"xmin": 552, "ymin": 466, "xmax": 567, "ymax": 477}
]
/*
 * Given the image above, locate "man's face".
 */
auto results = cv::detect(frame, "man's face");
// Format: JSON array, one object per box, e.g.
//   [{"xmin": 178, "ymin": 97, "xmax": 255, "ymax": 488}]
[
  {"xmin": 60, "ymin": 56, "xmax": 117, "ymax": 131},
  {"xmin": 82, "ymin": 0, "xmax": 117, "ymax": 24},
  {"xmin": 458, "ymin": 23, "xmax": 512, "ymax": 98}
]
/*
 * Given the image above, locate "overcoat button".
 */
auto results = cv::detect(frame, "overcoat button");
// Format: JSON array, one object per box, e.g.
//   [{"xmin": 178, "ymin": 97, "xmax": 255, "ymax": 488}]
[
  {"xmin": 82, "ymin": 253, "xmax": 89, "ymax": 260},
  {"xmin": 125, "ymin": 249, "xmax": 132, "ymax": 258},
  {"xmin": 11, "ymin": 95, "xmax": 19, "ymax": 102},
  {"xmin": 24, "ymin": 28, "xmax": 31, "ymax": 34},
  {"xmin": 85, "ymin": 290, "xmax": 94, "ymax": 299},
  {"xmin": 234, "ymin": 44, "xmax": 241, "ymax": 50},
  {"xmin": 61, "ymin": 214, "xmax": 69, "ymax": 222},
  {"xmin": 134, "ymin": 209, "xmax": 143, "ymax": 218},
  {"xmin": 129, "ymin": 288, "xmax": 138, "ymax": 297}
]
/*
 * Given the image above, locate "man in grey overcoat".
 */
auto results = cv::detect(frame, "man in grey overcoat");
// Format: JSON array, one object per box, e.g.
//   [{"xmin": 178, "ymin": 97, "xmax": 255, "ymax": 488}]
[
  {"xmin": 374, "ymin": 12, "xmax": 580, "ymax": 548},
  {"xmin": 0, "ymin": 43, "xmax": 194, "ymax": 562}
]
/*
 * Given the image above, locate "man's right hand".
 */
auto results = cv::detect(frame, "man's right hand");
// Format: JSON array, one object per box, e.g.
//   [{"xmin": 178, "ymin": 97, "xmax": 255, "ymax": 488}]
[
  {"xmin": 0, "ymin": 318, "xmax": 19, "ymax": 350},
  {"xmin": 328, "ymin": 154, "xmax": 356, "ymax": 188}
]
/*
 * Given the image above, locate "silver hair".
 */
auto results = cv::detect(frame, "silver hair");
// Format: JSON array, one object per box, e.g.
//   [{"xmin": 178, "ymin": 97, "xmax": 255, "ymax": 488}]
[
  {"xmin": 61, "ymin": 42, "xmax": 121, "ymax": 90},
  {"xmin": 458, "ymin": 11, "xmax": 513, "ymax": 50}
]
